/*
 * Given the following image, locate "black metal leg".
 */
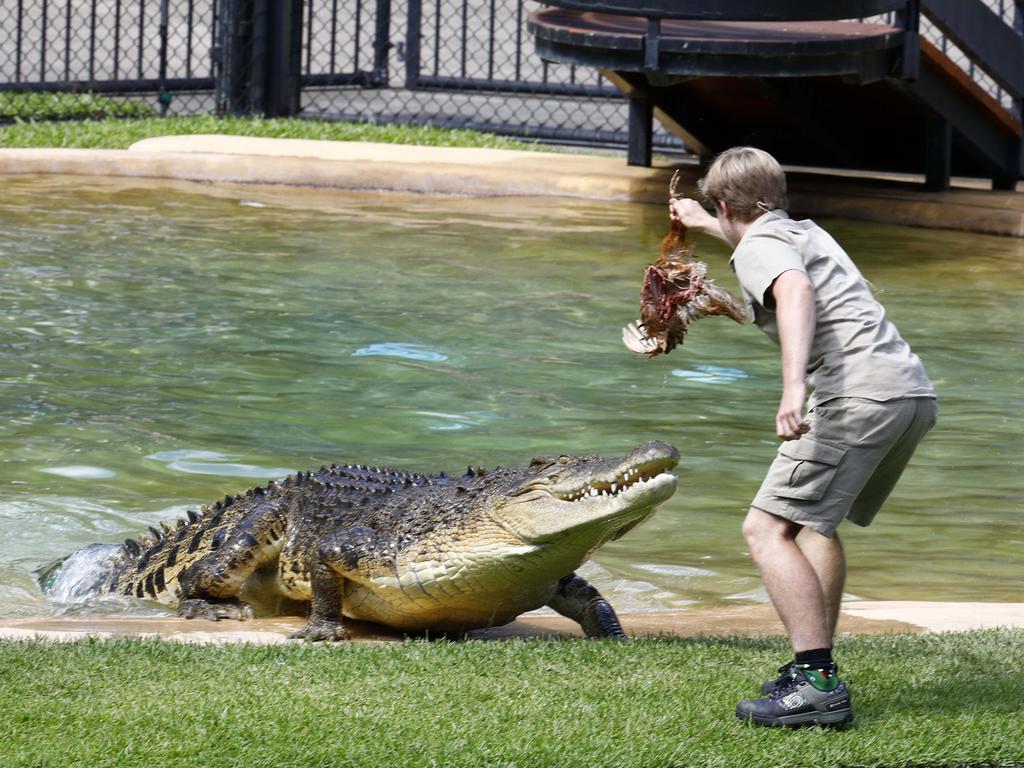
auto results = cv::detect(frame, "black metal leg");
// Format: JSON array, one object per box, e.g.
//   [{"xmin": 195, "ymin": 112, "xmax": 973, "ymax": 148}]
[
  {"xmin": 628, "ymin": 88, "xmax": 653, "ymax": 167},
  {"xmin": 992, "ymin": 138, "xmax": 1021, "ymax": 190},
  {"xmin": 925, "ymin": 113, "xmax": 952, "ymax": 191}
]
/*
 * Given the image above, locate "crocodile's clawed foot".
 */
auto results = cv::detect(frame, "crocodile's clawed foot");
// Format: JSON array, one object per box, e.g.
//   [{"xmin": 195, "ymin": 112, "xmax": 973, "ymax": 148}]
[
  {"xmin": 178, "ymin": 598, "xmax": 254, "ymax": 622},
  {"xmin": 288, "ymin": 619, "xmax": 351, "ymax": 642}
]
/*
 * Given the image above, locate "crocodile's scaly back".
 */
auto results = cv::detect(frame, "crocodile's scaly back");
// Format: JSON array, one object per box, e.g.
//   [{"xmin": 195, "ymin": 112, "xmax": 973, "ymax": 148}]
[{"xmin": 105, "ymin": 463, "xmax": 437, "ymax": 604}]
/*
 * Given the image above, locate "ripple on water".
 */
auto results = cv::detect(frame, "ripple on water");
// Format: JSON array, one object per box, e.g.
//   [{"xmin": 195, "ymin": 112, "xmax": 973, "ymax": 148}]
[
  {"xmin": 415, "ymin": 410, "xmax": 498, "ymax": 432},
  {"xmin": 146, "ymin": 450, "xmax": 293, "ymax": 478},
  {"xmin": 39, "ymin": 466, "xmax": 116, "ymax": 480},
  {"xmin": 671, "ymin": 365, "xmax": 749, "ymax": 385},
  {"xmin": 634, "ymin": 563, "xmax": 718, "ymax": 579},
  {"xmin": 352, "ymin": 343, "xmax": 448, "ymax": 362}
]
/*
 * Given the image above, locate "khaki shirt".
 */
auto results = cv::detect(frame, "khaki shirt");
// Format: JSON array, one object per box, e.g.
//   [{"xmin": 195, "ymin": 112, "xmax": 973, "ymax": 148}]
[{"xmin": 729, "ymin": 210, "xmax": 934, "ymax": 409}]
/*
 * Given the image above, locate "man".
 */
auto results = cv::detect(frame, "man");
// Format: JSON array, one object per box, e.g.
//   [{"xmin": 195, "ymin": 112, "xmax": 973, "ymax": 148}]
[{"xmin": 671, "ymin": 147, "xmax": 936, "ymax": 727}]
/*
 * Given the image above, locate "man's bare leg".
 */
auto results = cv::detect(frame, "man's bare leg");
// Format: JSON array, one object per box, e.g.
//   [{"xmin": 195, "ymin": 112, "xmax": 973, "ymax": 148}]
[
  {"xmin": 797, "ymin": 528, "xmax": 846, "ymax": 640},
  {"xmin": 742, "ymin": 506, "xmax": 830, "ymax": 652}
]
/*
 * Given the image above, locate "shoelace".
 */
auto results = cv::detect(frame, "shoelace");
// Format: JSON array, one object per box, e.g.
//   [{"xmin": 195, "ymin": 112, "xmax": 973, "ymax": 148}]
[
  {"xmin": 774, "ymin": 661, "xmax": 795, "ymax": 680},
  {"xmin": 765, "ymin": 661, "xmax": 796, "ymax": 697},
  {"xmin": 768, "ymin": 675, "xmax": 802, "ymax": 700}
]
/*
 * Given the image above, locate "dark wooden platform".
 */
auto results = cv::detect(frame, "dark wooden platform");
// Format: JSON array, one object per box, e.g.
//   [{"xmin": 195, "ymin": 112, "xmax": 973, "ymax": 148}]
[
  {"xmin": 530, "ymin": 10, "xmax": 907, "ymax": 81},
  {"xmin": 528, "ymin": 4, "xmax": 1023, "ymax": 189}
]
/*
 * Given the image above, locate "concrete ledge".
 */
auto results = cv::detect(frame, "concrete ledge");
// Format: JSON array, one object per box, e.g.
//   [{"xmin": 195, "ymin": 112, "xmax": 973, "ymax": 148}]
[
  {"xmin": 0, "ymin": 135, "xmax": 1021, "ymax": 236},
  {"xmin": 2, "ymin": 601, "xmax": 1021, "ymax": 645}
]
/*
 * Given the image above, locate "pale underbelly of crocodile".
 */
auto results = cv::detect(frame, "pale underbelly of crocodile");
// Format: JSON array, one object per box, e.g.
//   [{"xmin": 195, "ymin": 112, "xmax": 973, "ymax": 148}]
[
  {"xmin": 343, "ymin": 578, "xmax": 559, "ymax": 632},
  {"xmin": 262, "ymin": 547, "xmax": 573, "ymax": 632}
]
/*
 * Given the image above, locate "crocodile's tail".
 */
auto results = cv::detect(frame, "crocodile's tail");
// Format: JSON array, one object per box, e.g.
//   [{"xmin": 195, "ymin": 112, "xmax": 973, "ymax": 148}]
[{"xmin": 36, "ymin": 543, "xmax": 128, "ymax": 603}]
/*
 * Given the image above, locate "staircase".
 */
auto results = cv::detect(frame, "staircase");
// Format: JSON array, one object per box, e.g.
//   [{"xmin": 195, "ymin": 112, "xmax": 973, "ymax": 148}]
[{"xmin": 529, "ymin": 0, "xmax": 1023, "ymax": 190}]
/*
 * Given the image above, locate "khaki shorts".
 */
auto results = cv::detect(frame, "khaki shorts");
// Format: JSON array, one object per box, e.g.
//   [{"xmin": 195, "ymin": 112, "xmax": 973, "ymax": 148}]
[{"xmin": 751, "ymin": 396, "xmax": 937, "ymax": 537}]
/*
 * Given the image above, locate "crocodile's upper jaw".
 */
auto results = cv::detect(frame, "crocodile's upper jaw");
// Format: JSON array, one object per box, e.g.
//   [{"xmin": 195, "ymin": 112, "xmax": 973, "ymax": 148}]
[{"xmin": 495, "ymin": 440, "xmax": 680, "ymax": 544}]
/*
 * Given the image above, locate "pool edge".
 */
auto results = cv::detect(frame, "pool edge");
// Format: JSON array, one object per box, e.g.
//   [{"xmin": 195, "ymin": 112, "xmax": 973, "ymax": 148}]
[
  {"xmin": 0, "ymin": 138, "xmax": 1021, "ymax": 237},
  {"xmin": 2, "ymin": 601, "xmax": 1022, "ymax": 645}
]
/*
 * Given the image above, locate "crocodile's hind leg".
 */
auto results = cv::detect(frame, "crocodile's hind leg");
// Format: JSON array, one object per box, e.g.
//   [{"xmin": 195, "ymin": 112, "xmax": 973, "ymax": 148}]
[
  {"xmin": 175, "ymin": 508, "xmax": 284, "ymax": 622},
  {"xmin": 288, "ymin": 525, "xmax": 385, "ymax": 642},
  {"xmin": 547, "ymin": 573, "xmax": 627, "ymax": 639}
]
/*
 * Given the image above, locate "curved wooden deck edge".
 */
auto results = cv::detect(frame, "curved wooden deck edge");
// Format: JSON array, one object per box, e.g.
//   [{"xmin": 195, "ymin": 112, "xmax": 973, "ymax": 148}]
[{"xmin": 0, "ymin": 139, "xmax": 1021, "ymax": 237}]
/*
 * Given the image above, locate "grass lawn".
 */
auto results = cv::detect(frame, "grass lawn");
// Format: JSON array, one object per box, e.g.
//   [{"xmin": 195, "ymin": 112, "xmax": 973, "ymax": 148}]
[
  {"xmin": 1, "ymin": 629, "xmax": 1022, "ymax": 768},
  {"xmin": 0, "ymin": 114, "xmax": 549, "ymax": 151}
]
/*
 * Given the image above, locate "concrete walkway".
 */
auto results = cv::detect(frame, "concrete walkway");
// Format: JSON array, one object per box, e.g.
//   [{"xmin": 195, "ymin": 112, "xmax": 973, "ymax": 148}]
[
  {"xmin": 0, "ymin": 134, "xmax": 1021, "ymax": 236},
  {"xmin": 1, "ymin": 602, "xmax": 1022, "ymax": 645}
]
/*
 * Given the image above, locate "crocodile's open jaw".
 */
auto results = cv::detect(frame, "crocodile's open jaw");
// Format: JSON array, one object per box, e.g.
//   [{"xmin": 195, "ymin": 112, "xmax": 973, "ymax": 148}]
[
  {"xmin": 556, "ymin": 453, "xmax": 678, "ymax": 503},
  {"xmin": 500, "ymin": 441, "xmax": 680, "ymax": 543}
]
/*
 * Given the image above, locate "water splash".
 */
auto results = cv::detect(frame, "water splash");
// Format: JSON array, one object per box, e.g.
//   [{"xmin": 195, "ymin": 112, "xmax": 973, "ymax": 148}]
[{"xmin": 37, "ymin": 543, "xmax": 123, "ymax": 604}]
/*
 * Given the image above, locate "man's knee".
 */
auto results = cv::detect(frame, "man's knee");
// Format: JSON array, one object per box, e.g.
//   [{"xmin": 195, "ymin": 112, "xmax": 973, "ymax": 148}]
[{"xmin": 742, "ymin": 506, "xmax": 799, "ymax": 558}]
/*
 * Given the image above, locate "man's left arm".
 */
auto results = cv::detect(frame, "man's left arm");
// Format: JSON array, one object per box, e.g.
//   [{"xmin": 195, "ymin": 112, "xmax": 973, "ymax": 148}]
[{"xmin": 771, "ymin": 269, "xmax": 815, "ymax": 440}]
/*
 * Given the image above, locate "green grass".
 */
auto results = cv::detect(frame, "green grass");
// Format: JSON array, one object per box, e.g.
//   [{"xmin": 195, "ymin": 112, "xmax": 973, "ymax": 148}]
[
  {"xmin": 0, "ymin": 113, "xmax": 548, "ymax": 151},
  {"xmin": 0, "ymin": 92, "xmax": 157, "ymax": 121},
  {"xmin": 1, "ymin": 630, "xmax": 1022, "ymax": 768}
]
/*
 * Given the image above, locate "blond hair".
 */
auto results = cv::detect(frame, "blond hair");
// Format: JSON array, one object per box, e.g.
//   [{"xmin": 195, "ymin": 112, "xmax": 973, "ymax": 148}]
[{"xmin": 697, "ymin": 147, "xmax": 788, "ymax": 222}]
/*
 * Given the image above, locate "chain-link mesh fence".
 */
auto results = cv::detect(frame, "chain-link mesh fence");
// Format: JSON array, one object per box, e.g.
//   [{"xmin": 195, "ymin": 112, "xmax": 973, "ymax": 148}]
[
  {"xmin": 0, "ymin": 1, "xmax": 1020, "ymax": 154},
  {"xmin": 298, "ymin": 0, "xmax": 682, "ymax": 150},
  {"xmin": 0, "ymin": 0, "xmax": 218, "ymax": 119}
]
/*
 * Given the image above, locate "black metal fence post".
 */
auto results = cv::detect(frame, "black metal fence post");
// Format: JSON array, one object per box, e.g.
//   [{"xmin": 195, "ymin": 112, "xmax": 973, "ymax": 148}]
[
  {"xmin": 373, "ymin": 0, "xmax": 392, "ymax": 85},
  {"xmin": 158, "ymin": 0, "xmax": 172, "ymax": 115},
  {"xmin": 256, "ymin": 0, "xmax": 303, "ymax": 116},
  {"xmin": 215, "ymin": 0, "xmax": 303, "ymax": 117},
  {"xmin": 405, "ymin": 0, "xmax": 422, "ymax": 87},
  {"xmin": 214, "ymin": 0, "xmax": 251, "ymax": 115}
]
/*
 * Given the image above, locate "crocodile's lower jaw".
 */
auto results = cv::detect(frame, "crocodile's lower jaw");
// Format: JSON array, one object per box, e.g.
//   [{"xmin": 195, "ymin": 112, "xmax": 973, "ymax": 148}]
[{"xmin": 509, "ymin": 470, "xmax": 677, "ymax": 544}]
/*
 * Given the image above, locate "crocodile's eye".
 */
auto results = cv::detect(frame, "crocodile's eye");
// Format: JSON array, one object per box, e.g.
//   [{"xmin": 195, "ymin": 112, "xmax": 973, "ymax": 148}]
[{"xmin": 557, "ymin": 456, "xmax": 571, "ymax": 465}]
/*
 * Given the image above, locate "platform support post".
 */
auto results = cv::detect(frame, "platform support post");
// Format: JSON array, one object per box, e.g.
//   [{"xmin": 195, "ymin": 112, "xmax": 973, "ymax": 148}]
[
  {"xmin": 992, "ymin": 144, "xmax": 1020, "ymax": 190},
  {"xmin": 924, "ymin": 113, "xmax": 952, "ymax": 191},
  {"xmin": 627, "ymin": 87, "xmax": 653, "ymax": 167},
  {"xmin": 896, "ymin": 0, "xmax": 921, "ymax": 80}
]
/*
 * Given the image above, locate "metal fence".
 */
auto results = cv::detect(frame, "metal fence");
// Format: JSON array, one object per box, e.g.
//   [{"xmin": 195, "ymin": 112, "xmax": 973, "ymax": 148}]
[
  {"xmin": 300, "ymin": 0, "xmax": 674, "ymax": 148},
  {"xmin": 0, "ymin": 0, "xmax": 1018, "ymax": 153}
]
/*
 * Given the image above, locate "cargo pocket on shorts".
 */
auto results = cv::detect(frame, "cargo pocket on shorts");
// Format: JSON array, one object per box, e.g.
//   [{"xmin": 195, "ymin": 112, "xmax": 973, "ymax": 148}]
[{"xmin": 774, "ymin": 438, "xmax": 846, "ymax": 501}]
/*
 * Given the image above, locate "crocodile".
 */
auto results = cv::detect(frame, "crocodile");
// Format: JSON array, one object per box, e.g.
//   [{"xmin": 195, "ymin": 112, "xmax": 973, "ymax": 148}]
[{"xmin": 41, "ymin": 441, "xmax": 679, "ymax": 640}]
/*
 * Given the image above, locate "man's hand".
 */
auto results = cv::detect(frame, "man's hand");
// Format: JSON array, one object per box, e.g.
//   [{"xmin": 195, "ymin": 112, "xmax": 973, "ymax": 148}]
[
  {"xmin": 776, "ymin": 383, "xmax": 811, "ymax": 440},
  {"xmin": 669, "ymin": 198, "xmax": 726, "ymax": 242}
]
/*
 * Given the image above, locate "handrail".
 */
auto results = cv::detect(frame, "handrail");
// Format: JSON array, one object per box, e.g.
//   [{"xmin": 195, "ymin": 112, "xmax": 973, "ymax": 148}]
[
  {"xmin": 921, "ymin": 0, "xmax": 1023, "ymax": 102},
  {"xmin": 539, "ymin": 1, "xmax": 908, "ymax": 22}
]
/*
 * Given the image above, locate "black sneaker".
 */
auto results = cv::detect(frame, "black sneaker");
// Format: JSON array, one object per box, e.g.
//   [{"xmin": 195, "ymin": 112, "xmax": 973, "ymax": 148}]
[
  {"xmin": 737, "ymin": 664, "xmax": 853, "ymax": 728},
  {"xmin": 760, "ymin": 660, "xmax": 796, "ymax": 694}
]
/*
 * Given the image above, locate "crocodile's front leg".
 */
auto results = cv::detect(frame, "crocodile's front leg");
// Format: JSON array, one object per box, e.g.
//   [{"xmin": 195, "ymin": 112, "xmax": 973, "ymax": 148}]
[
  {"xmin": 288, "ymin": 526, "xmax": 384, "ymax": 643},
  {"xmin": 175, "ymin": 507, "xmax": 283, "ymax": 622},
  {"xmin": 547, "ymin": 572, "xmax": 627, "ymax": 639}
]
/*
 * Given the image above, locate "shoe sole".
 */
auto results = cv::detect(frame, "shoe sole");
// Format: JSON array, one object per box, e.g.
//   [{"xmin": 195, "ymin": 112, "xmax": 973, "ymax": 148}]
[{"xmin": 737, "ymin": 707, "xmax": 854, "ymax": 728}]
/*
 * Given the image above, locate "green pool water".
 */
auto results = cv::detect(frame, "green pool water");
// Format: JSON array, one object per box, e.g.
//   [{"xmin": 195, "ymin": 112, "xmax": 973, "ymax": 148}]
[{"xmin": 1, "ymin": 174, "xmax": 1021, "ymax": 617}]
